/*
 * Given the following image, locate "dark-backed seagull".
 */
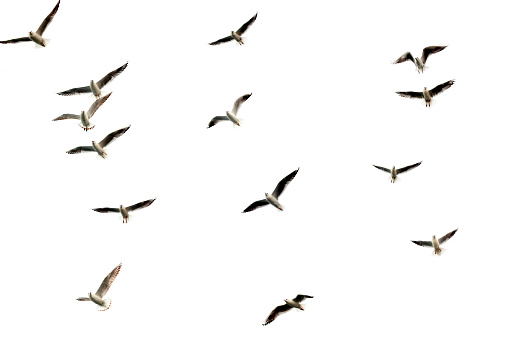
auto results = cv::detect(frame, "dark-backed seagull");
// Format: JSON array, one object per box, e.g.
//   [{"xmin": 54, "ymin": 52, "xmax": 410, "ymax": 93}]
[
  {"xmin": 92, "ymin": 198, "xmax": 156, "ymax": 223},
  {"xmin": 396, "ymin": 80, "xmax": 454, "ymax": 107},
  {"xmin": 209, "ymin": 13, "xmax": 257, "ymax": 45},
  {"xmin": 77, "ymin": 263, "xmax": 121, "ymax": 311},
  {"xmin": 373, "ymin": 161, "xmax": 422, "ymax": 183},
  {"xmin": 0, "ymin": 0, "xmax": 60, "ymax": 47},
  {"xmin": 393, "ymin": 46, "xmax": 447, "ymax": 73},
  {"xmin": 57, "ymin": 62, "xmax": 128, "ymax": 98},
  {"xmin": 263, "ymin": 295, "xmax": 313, "ymax": 326},
  {"xmin": 52, "ymin": 92, "xmax": 112, "ymax": 131},
  {"xmin": 207, "ymin": 93, "xmax": 252, "ymax": 128},
  {"xmin": 66, "ymin": 125, "xmax": 130, "ymax": 158},
  {"xmin": 243, "ymin": 168, "xmax": 299, "ymax": 212},
  {"xmin": 412, "ymin": 228, "xmax": 458, "ymax": 255}
]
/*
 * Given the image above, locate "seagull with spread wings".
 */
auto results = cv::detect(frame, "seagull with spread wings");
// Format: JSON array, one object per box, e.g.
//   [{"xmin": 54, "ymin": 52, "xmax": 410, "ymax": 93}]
[
  {"xmin": 57, "ymin": 62, "xmax": 128, "ymax": 98},
  {"xmin": 77, "ymin": 263, "xmax": 122, "ymax": 311},
  {"xmin": 396, "ymin": 80, "xmax": 454, "ymax": 107},
  {"xmin": 263, "ymin": 295, "xmax": 313, "ymax": 326},
  {"xmin": 66, "ymin": 125, "xmax": 130, "ymax": 158},
  {"xmin": 92, "ymin": 199, "xmax": 156, "ymax": 223},
  {"xmin": 209, "ymin": 13, "xmax": 257, "ymax": 45},
  {"xmin": 412, "ymin": 228, "xmax": 458, "ymax": 255},
  {"xmin": 373, "ymin": 161, "xmax": 422, "ymax": 183},
  {"xmin": 243, "ymin": 168, "xmax": 299, "ymax": 212},
  {"xmin": 52, "ymin": 92, "xmax": 112, "ymax": 131},
  {"xmin": 393, "ymin": 46, "xmax": 447, "ymax": 73},
  {"xmin": 207, "ymin": 93, "xmax": 252, "ymax": 128},
  {"xmin": 0, "ymin": 0, "xmax": 60, "ymax": 47}
]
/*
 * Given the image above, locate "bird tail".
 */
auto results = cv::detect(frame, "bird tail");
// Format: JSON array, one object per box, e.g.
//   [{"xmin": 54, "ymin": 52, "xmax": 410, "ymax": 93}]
[
  {"xmin": 432, "ymin": 247, "xmax": 446, "ymax": 256},
  {"xmin": 35, "ymin": 38, "xmax": 51, "ymax": 48},
  {"xmin": 96, "ymin": 299, "xmax": 112, "ymax": 311}
]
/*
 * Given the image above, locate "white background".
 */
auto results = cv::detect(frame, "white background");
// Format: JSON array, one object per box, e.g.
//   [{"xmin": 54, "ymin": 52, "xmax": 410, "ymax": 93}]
[{"xmin": 0, "ymin": 0, "xmax": 508, "ymax": 338}]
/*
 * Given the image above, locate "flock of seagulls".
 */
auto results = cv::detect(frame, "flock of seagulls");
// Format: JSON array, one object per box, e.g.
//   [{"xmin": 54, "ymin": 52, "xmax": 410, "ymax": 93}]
[{"xmin": 2, "ymin": 2, "xmax": 461, "ymax": 326}]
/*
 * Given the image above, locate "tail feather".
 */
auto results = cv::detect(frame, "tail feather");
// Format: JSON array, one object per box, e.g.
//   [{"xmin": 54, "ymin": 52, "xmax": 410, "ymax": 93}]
[{"xmin": 96, "ymin": 298, "xmax": 112, "ymax": 311}]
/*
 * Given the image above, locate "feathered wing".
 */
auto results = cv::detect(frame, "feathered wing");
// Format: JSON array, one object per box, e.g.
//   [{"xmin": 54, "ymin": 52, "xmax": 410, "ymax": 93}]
[
  {"xmin": 293, "ymin": 294, "xmax": 313, "ymax": 303},
  {"xmin": 98, "ymin": 125, "xmax": 130, "ymax": 148},
  {"xmin": 396, "ymin": 91, "xmax": 424, "ymax": 99},
  {"xmin": 396, "ymin": 161, "xmax": 422, "ymax": 174},
  {"xmin": 373, "ymin": 165, "xmax": 390, "ymax": 173},
  {"xmin": 87, "ymin": 92, "xmax": 112, "ymax": 119},
  {"xmin": 421, "ymin": 45, "xmax": 447, "ymax": 65},
  {"xmin": 0, "ymin": 37, "xmax": 31, "ymax": 44},
  {"xmin": 95, "ymin": 263, "xmax": 122, "ymax": 298},
  {"xmin": 242, "ymin": 199, "xmax": 270, "ymax": 213},
  {"xmin": 57, "ymin": 86, "xmax": 92, "ymax": 96},
  {"xmin": 231, "ymin": 93, "xmax": 252, "ymax": 116},
  {"xmin": 236, "ymin": 13, "xmax": 258, "ymax": 35},
  {"xmin": 126, "ymin": 198, "xmax": 156, "ymax": 212},
  {"xmin": 92, "ymin": 207, "xmax": 121, "ymax": 213},
  {"xmin": 66, "ymin": 146, "xmax": 95, "ymax": 154},
  {"xmin": 438, "ymin": 228, "xmax": 458, "ymax": 244},
  {"xmin": 272, "ymin": 168, "xmax": 299, "ymax": 199},
  {"xmin": 207, "ymin": 116, "xmax": 229, "ymax": 128},
  {"xmin": 96, "ymin": 62, "xmax": 128, "ymax": 89},
  {"xmin": 263, "ymin": 304, "xmax": 292, "ymax": 326},
  {"xmin": 392, "ymin": 52, "xmax": 415, "ymax": 65},
  {"xmin": 77, "ymin": 297, "xmax": 91, "ymax": 301},
  {"xmin": 428, "ymin": 80, "xmax": 455, "ymax": 98},
  {"xmin": 209, "ymin": 36, "xmax": 234, "ymax": 45},
  {"xmin": 36, "ymin": 0, "xmax": 60, "ymax": 36},
  {"xmin": 52, "ymin": 113, "xmax": 80, "ymax": 121},
  {"xmin": 411, "ymin": 240, "xmax": 433, "ymax": 247}
]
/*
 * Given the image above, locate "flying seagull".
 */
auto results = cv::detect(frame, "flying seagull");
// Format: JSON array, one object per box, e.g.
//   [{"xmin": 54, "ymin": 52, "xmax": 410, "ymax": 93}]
[
  {"xmin": 57, "ymin": 62, "xmax": 128, "ymax": 98},
  {"xmin": 393, "ymin": 46, "xmax": 447, "ymax": 73},
  {"xmin": 412, "ymin": 228, "xmax": 458, "ymax": 255},
  {"xmin": 92, "ymin": 198, "xmax": 156, "ymax": 223},
  {"xmin": 396, "ymin": 80, "xmax": 454, "ymax": 107},
  {"xmin": 373, "ymin": 161, "xmax": 422, "ymax": 183},
  {"xmin": 263, "ymin": 295, "xmax": 313, "ymax": 326},
  {"xmin": 243, "ymin": 168, "xmax": 299, "ymax": 212},
  {"xmin": 0, "ymin": 0, "xmax": 60, "ymax": 47},
  {"xmin": 52, "ymin": 92, "xmax": 112, "ymax": 131},
  {"xmin": 66, "ymin": 125, "xmax": 130, "ymax": 158},
  {"xmin": 207, "ymin": 93, "xmax": 252, "ymax": 128},
  {"xmin": 77, "ymin": 263, "xmax": 122, "ymax": 311},
  {"xmin": 209, "ymin": 13, "xmax": 257, "ymax": 45}
]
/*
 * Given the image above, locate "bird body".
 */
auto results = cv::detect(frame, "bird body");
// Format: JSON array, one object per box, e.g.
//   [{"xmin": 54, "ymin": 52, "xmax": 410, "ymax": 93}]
[
  {"xmin": 79, "ymin": 111, "xmax": 91, "ymax": 129},
  {"xmin": 90, "ymin": 80, "xmax": 101, "ymax": 98},
  {"xmin": 265, "ymin": 193, "xmax": 282, "ymax": 210},
  {"xmin": 284, "ymin": 298, "xmax": 304, "ymax": 310},
  {"xmin": 92, "ymin": 141, "xmax": 106, "ymax": 158},
  {"xmin": 231, "ymin": 31, "xmax": 243, "ymax": 44},
  {"xmin": 28, "ymin": 31, "xmax": 44, "ymax": 46},
  {"xmin": 119, "ymin": 205, "xmax": 129, "ymax": 221},
  {"xmin": 226, "ymin": 110, "xmax": 240, "ymax": 126}
]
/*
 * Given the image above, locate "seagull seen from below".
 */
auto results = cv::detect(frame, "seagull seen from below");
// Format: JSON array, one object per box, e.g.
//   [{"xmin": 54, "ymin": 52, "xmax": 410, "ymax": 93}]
[
  {"xmin": 396, "ymin": 80, "xmax": 454, "ymax": 107},
  {"xmin": 373, "ymin": 161, "xmax": 422, "ymax": 183},
  {"xmin": 92, "ymin": 198, "xmax": 156, "ymax": 223},
  {"xmin": 263, "ymin": 295, "xmax": 313, "ymax": 326},
  {"xmin": 393, "ymin": 45, "xmax": 447, "ymax": 73},
  {"xmin": 57, "ymin": 62, "xmax": 128, "ymax": 98},
  {"xmin": 412, "ymin": 228, "xmax": 458, "ymax": 255},
  {"xmin": 209, "ymin": 13, "xmax": 257, "ymax": 45},
  {"xmin": 243, "ymin": 168, "xmax": 299, "ymax": 212},
  {"xmin": 52, "ymin": 92, "xmax": 112, "ymax": 131},
  {"xmin": 77, "ymin": 263, "xmax": 121, "ymax": 311},
  {"xmin": 66, "ymin": 125, "xmax": 130, "ymax": 158},
  {"xmin": 208, "ymin": 93, "xmax": 252, "ymax": 128},
  {"xmin": 0, "ymin": 0, "xmax": 60, "ymax": 47}
]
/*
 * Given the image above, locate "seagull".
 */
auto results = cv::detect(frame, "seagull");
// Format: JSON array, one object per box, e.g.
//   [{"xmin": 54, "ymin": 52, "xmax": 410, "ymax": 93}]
[
  {"xmin": 77, "ymin": 263, "xmax": 121, "ymax": 311},
  {"xmin": 52, "ymin": 92, "xmax": 112, "ymax": 131},
  {"xmin": 412, "ymin": 228, "xmax": 458, "ymax": 255},
  {"xmin": 209, "ymin": 13, "xmax": 257, "ymax": 45},
  {"xmin": 373, "ymin": 161, "xmax": 422, "ymax": 183},
  {"xmin": 0, "ymin": 0, "xmax": 60, "ymax": 47},
  {"xmin": 396, "ymin": 80, "xmax": 454, "ymax": 107},
  {"xmin": 393, "ymin": 46, "xmax": 447, "ymax": 73},
  {"xmin": 207, "ymin": 93, "xmax": 252, "ymax": 128},
  {"xmin": 57, "ymin": 62, "xmax": 128, "ymax": 98},
  {"xmin": 66, "ymin": 125, "xmax": 130, "ymax": 158},
  {"xmin": 243, "ymin": 168, "xmax": 299, "ymax": 212},
  {"xmin": 92, "ymin": 198, "xmax": 156, "ymax": 223},
  {"xmin": 263, "ymin": 295, "xmax": 313, "ymax": 326}
]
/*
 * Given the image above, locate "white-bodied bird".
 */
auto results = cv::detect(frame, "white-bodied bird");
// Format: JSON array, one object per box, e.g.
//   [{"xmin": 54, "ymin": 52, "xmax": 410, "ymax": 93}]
[
  {"xmin": 393, "ymin": 46, "xmax": 447, "ymax": 73},
  {"xmin": 66, "ymin": 125, "xmax": 130, "ymax": 158},
  {"xmin": 92, "ymin": 198, "xmax": 156, "ymax": 223},
  {"xmin": 52, "ymin": 92, "xmax": 112, "ymax": 131},
  {"xmin": 263, "ymin": 295, "xmax": 313, "ymax": 326},
  {"xmin": 412, "ymin": 228, "xmax": 458, "ymax": 255},
  {"xmin": 209, "ymin": 13, "xmax": 257, "ymax": 45},
  {"xmin": 207, "ymin": 93, "xmax": 252, "ymax": 128},
  {"xmin": 77, "ymin": 263, "xmax": 122, "ymax": 311},
  {"xmin": 396, "ymin": 80, "xmax": 454, "ymax": 107},
  {"xmin": 373, "ymin": 161, "xmax": 422, "ymax": 183}
]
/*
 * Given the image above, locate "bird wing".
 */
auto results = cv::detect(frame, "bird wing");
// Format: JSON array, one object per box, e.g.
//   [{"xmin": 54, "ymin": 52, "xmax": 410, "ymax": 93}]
[
  {"xmin": 438, "ymin": 228, "xmax": 458, "ymax": 244},
  {"xmin": 92, "ymin": 207, "xmax": 120, "ymax": 213},
  {"xmin": 236, "ymin": 13, "xmax": 258, "ymax": 35},
  {"xmin": 98, "ymin": 125, "xmax": 130, "ymax": 148},
  {"xmin": 242, "ymin": 199, "xmax": 270, "ymax": 213},
  {"xmin": 428, "ymin": 80, "xmax": 455, "ymax": 98},
  {"xmin": 126, "ymin": 198, "xmax": 156, "ymax": 212},
  {"xmin": 396, "ymin": 161, "xmax": 422, "ymax": 174},
  {"xmin": 36, "ymin": 0, "xmax": 60, "ymax": 36},
  {"xmin": 76, "ymin": 297, "xmax": 91, "ymax": 301},
  {"xmin": 57, "ymin": 86, "xmax": 92, "ymax": 96},
  {"xmin": 373, "ymin": 165, "xmax": 390, "ymax": 173},
  {"xmin": 207, "ymin": 116, "xmax": 229, "ymax": 128},
  {"xmin": 0, "ymin": 37, "xmax": 31, "ymax": 44},
  {"xmin": 231, "ymin": 93, "xmax": 252, "ymax": 116},
  {"xmin": 411, "ymin": 240, "xmax": 433, "ymax": 247},
  {"xmin": 87, "ymin": 92, "xmax": 112, "ymax": 119},
  {"xmin": 421, "ymin": 45, "xmax": 447, "ymax": 65},
  {"xmin": 96, "ymin": 62, "xmax": 128, "ymax": 89},
  {"xmin": 396, "ymin": 91, "xmax": 424, "ymax": 99},
  {"xmin": 66, "ymin": 146, "xmax": 95, "ymax": 154},
  {"xmin": 209, "ymin": 36, "xmax": 234, "ymax": 45},
  {"xmin": 52, "ymin": 113, "xmax": 80, "ymax": 121},
  {"xmin": 95, "ymin": 263, "xmax": 122, "ymax": 298},
  {"xmin": 392, "ymin": 52, "xmax": 415, "ymax": 65},
  {"xmin": 293, "ymin": 294, "xmax": 313, "ymax": 303},
  {"xmin": 272, "ymin": 168, "xmax": 299, "ymax": 199},
  {"xmin": 263, "ymin": 304, "xmax": 292, "ymax": 326}
]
